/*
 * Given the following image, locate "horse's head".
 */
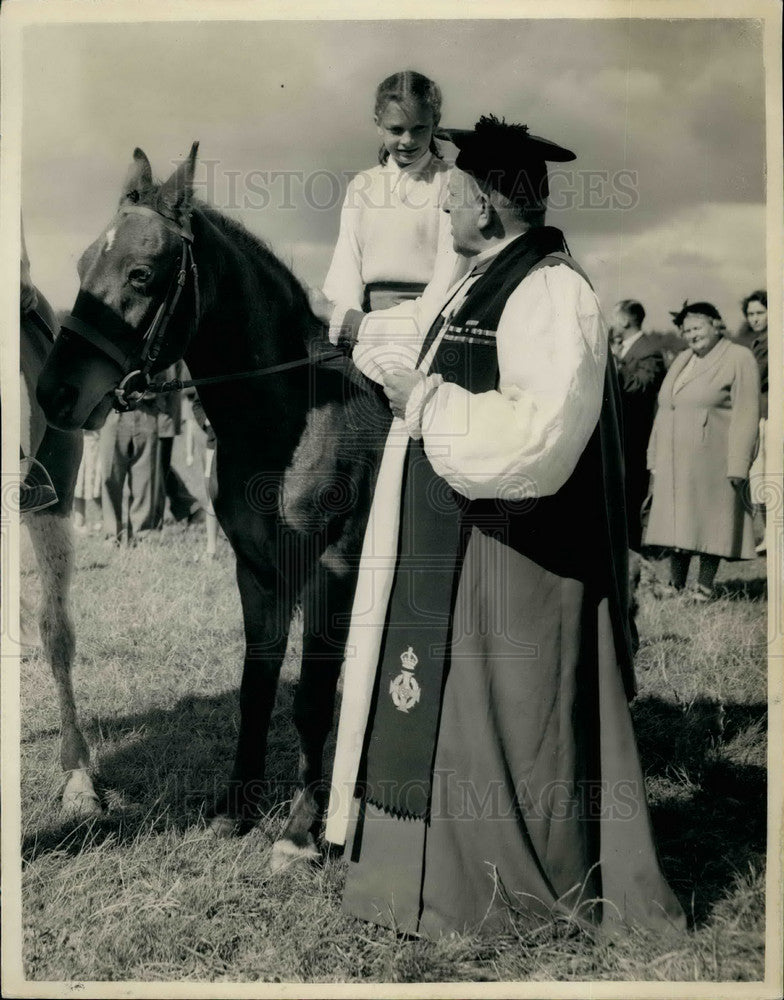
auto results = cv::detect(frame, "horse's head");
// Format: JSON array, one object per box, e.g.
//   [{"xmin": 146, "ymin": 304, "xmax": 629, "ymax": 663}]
[{"xmin": 38, "ymin": 143, "xmax": 201, "ymax": 431}]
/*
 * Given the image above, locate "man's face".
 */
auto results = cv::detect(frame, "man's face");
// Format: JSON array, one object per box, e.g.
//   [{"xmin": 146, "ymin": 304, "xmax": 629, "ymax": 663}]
[
  {"xmin": 610, "ymin": 308, "xmax": 629, "ymax": 333},
  {"xmin": 443, "ymin": 169, "xmax": 486, "ymax": 256},
  {"xmin": 610, "ymin": 308, "xmax": 634, "ymax": 341}
]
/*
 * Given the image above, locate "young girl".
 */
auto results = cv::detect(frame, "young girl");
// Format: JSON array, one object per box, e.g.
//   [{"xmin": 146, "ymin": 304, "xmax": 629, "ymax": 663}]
[{"xmin": 321, "ymin": 70, "xmax": 462, "ymax": 334}]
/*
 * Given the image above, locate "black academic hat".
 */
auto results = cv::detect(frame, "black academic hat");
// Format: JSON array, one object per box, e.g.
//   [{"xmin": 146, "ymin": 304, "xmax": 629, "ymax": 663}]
[
  {"xmin": 437, "ymin": 115, "xmax": 576, "ymax": 208},
  {"xmin": 670, "ymin": 300, "xmax": 722, "ymax": 328}
]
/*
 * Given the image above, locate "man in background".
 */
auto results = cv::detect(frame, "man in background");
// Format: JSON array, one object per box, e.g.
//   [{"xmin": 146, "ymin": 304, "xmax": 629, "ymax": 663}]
[
  {"xmin": 611, "ymin": 299, "xmax": 666, "ymax": 552},
  {"xmin": 155, "ymin": 361, "xmax": 204, "ymax": 529}
]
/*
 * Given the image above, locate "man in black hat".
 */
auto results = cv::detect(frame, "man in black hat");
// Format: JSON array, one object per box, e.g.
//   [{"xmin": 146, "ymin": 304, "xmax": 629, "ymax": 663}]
[{"xmin": 326, "ymin": 115, "xmax": 685, "ymax": 938}]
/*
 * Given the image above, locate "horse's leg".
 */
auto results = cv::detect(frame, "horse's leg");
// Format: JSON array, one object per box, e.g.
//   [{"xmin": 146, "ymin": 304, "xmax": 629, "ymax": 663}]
[
  {"xmin": 25, "ymin": 511, "xmax": 101, "ymax": 816},
  {"xmin": 627, "ymin": 548, "xmax": 642, "ymax": 657},
  {"xmin": 206, "ymin": 502, "xmax": 219, "ymax": 558},
  {"xmin": 271, "ymin": 554, "xmax": 356, "ymax": 871},
  {"xmin": 209, "ymin": 551, "xmax": 293, "ymax": 836},
  {"xmin": 204, "ymin": 448, "xmax": 218, "ymax": 558}
]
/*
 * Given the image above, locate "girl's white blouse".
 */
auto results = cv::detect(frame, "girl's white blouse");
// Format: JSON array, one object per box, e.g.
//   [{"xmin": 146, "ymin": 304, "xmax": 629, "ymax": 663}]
[{"xmin": 322, "ymin": 150, "xmax": 458, "ymax": 322}]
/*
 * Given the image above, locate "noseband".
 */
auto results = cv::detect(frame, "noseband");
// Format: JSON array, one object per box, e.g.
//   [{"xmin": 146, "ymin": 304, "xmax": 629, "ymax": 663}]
[{"xmin": 59, "ymin": 204, "xmax": 199, "ymax": 411}]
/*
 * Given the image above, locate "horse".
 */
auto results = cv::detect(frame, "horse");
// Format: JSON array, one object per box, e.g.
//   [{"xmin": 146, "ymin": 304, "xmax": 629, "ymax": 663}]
[
  {"xmin": 20, "ymin": 241, "xmax": 102, "ymax": 817},
  {"xmin": 36, "ymin": 144, "xmax": 389, "ymax": 866}
]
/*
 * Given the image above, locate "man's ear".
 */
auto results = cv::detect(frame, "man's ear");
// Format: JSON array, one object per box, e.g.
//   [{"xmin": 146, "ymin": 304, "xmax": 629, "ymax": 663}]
[{"xmin": 476, "ymin": 190, "xmax": 494, "ymax": 230}]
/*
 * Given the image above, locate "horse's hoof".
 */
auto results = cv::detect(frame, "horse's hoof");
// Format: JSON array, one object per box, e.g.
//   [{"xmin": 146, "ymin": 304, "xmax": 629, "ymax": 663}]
[
  {"xmin": 268, "ymin": 835, "xmax": 319, "ymax": 873},
  {"xmin": 209, "ymin": 814, "xmax": 239, "ymax": 838},
  {"xmin": 61, "ymin": 770, "xmax": 102, "ymax": 817},
  {"xmin": 61, "ymin": 791, "xmax": 103, "ymax": 818}
]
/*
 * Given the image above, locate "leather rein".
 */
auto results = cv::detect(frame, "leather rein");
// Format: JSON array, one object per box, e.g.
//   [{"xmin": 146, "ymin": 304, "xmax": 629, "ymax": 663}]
[{"xmin": 59, "ymin": 203, "xmax": 343, "ymax": 411}]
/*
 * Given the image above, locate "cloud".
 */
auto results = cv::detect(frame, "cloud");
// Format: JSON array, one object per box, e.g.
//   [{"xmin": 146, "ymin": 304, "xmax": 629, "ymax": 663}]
[
  {"xmin": 594, "ymin": 66, "xmax": 665, "ymax": 103},
  {"xmin": 18, "ymin": 18, "xmax": 768, "ymax": 328},
  {"xmin": 578, "ymin": 200, "xmax": 767, "ymax": 332}
]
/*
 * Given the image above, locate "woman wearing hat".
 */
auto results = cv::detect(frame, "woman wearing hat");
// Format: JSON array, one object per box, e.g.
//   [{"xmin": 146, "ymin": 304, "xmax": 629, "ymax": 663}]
[{"xmin": 644, "ymin": 302, "xmax": 760, "ymax": 600}]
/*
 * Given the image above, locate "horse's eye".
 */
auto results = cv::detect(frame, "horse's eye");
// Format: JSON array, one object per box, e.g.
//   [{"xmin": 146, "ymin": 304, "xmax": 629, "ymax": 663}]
[{"xmin": 129, "ymin": 266, "xmax": 153, "ymax": 289}]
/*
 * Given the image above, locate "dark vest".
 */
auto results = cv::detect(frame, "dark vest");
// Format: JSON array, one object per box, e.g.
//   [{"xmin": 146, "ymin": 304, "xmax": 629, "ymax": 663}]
[
  {"xmin": 427, "ymin": 227, "xmax": 635, "ymax": 690},
  {"xmin": 424, "ymin": 226, "xmax": 568, "ymax": 389}
]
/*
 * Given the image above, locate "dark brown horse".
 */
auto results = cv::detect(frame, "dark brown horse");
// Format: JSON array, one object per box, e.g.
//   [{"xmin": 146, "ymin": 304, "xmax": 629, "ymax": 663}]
[{"xmin": 37, "ymin": 144, "xmax": 388, "ymax": 866}]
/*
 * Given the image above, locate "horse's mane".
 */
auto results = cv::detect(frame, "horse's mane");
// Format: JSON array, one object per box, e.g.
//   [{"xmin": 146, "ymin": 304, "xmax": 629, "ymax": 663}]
[
  {"xmin": 196, "ymin": 202, "xmax": 315, "ymax": 320},
  {"xmin": 138, "ymin": 184, "xmax": 324, "ymax": 359},
  {"xmin": 199, "ymin": 204, "xmax": 286, "ymax": 273}
]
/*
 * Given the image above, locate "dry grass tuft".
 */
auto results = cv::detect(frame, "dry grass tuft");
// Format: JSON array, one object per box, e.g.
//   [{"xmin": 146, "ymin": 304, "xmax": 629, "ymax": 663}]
[{"xmin": 18, "ymin": 527, "xmax": 768, "ymax": 984}]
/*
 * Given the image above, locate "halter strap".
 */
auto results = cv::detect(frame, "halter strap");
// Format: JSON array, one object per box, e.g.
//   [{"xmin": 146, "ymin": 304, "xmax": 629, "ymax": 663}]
[
  {"xmin": 118, "ymin": 203, "xmax": 194, "ymax": 242},
  {"xmin": 59, "ymin": 312, "xmax": 134, "ymax": 368},
  {"xmin": 138, "ymin": 237, "xmax": 194, "ymax": 374},
  {"xmin": 60, "ymin": 202, "xmax": 199, "ymax": 411},
  {"xmin": 60, "ymin": 201, "xmax": 344, "ymax": 413}
]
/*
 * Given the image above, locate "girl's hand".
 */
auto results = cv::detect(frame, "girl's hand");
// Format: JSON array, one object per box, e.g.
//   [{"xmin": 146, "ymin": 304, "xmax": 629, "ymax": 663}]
[{"xmin": 307, "ymin": 286, "xmax": 334, "ymax": 325}]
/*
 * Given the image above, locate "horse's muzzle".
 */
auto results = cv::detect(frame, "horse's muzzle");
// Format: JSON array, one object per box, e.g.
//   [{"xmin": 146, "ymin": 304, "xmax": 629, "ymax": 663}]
[
  {"xmin": 37, "ymin": 333, "xmax": 122, "ymax": 431},
  {"xmin": 35, "ymin": 378, "xmax": 83, "ymax": 431},
  {"xmin": 37, "ymin": 377, "xmax": 116, "ymax": 431}
]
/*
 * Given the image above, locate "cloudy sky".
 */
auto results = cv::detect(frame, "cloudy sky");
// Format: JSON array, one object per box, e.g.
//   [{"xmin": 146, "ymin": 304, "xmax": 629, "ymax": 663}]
[{"xmin": 20, "ymin": 15, "xmax": 767, "ymax": 332}]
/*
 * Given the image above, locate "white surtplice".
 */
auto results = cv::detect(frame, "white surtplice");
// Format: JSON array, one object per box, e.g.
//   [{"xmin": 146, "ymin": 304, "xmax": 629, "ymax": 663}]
[{"xmin": 325, "ymin": 252, "xmax": 608, "ymax": 845}]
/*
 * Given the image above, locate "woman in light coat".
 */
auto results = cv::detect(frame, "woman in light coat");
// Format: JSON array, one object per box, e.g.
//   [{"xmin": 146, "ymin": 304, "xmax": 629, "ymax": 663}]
[{"xmin": 644, "ymin": 301, "xmax": 760, "ymax": 600}]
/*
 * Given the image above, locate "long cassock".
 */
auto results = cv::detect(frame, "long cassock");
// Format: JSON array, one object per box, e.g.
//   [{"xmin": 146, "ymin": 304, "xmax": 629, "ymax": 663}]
[{"xmin": 326, "ymin": 226, "xmax": 686, "ymax": 938}]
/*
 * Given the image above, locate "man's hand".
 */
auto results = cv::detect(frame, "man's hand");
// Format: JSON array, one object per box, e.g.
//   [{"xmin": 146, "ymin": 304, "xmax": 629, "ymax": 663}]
[{"xmin": 382, "ymin": 369, "xmax": 424, "ymax": 420}]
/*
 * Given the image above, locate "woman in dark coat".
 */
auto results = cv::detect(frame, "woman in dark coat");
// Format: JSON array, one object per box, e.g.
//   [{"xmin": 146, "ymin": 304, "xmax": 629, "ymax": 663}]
[
  {"xmin": 644, "ymin": 302, "xmax": 760, "ymax": 600},
  {"xmin": 733, "ymin": 290, "xmax": 768, "ymax": 553}
]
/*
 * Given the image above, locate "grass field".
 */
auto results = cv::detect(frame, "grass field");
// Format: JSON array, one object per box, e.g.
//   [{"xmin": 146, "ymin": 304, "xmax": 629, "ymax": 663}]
[{"xmin": 17, "ymin": 475, "xmax": 770, "ymax": 985}]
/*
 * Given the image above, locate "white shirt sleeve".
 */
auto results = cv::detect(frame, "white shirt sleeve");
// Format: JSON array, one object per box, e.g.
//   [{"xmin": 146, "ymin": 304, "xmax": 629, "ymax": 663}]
[
  {"xmin": 322, "ymin": 177, "xmax": 365, "ymax": 318},
  {"xmin": 416, "ymin": 265, "xmax": 608, "ymax": 500},
  {"xmin": 350, "ymin": 298, "xmax": 428, "ymax": 382},
  {"xmin": 350, "ymin": 256, "xmax": 471, "ymax": 384}
]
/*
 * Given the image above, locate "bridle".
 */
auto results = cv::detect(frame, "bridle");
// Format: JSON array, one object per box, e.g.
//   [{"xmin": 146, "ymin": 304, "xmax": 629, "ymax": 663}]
[
  {"xmin": 59, "ymin": 203, "xmax": 343, "ymax": 411},
  {"xmin": 58, "ymin": 204, "xmax": 200, "ymax": 410}
]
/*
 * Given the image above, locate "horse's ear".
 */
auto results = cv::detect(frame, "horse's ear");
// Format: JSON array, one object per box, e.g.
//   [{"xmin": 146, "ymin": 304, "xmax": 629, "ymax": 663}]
[
  {"xmin": 157, "ymin": 142, "xmax": 199, "ymax": 222},
  {"xmin": 122, "ymin": 148, "xmax": 154, "ymax": 204}
]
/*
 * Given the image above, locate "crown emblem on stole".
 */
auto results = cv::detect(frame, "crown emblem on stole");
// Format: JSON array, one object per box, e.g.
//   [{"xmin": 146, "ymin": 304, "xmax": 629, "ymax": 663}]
[{"xmin": 389, "ymin": 646, "xmax": 421, "ymax": 714}]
